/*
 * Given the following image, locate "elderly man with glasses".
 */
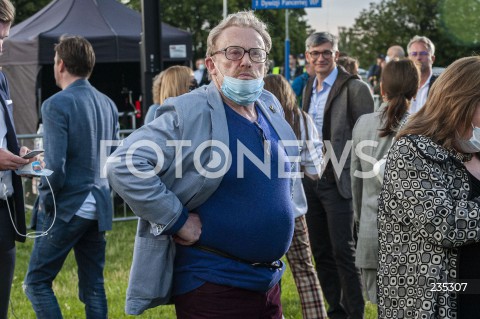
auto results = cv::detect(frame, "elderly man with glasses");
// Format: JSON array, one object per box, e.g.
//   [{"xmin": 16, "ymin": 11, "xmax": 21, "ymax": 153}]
[
  {"xmin": 107, "ymin": 10, "xmax": 319, "ymax": 319},
  {"xmin": 301, "ymin": 31, "xmax": 374, "ymax": 319},
  {"xmin": 407, "ymin": 35, "xmax": 437, "ymax": 113}
]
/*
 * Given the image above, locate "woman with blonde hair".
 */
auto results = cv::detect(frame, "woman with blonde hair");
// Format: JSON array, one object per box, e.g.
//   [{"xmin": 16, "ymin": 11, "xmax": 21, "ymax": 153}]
[
  {"xmin": 264, "ymin": 74, "xmax": 327, "ymax": 319},
  {"xmin": 377, "ymin": 56, "xmax": 480, "ymax": 318},
  {"xmin": 144, "ymin": 65, "xmax": 195, "ymax": 123},
  {"xmin": 351, "ymin": 58, "xmax": 419, "ymax": 304}
]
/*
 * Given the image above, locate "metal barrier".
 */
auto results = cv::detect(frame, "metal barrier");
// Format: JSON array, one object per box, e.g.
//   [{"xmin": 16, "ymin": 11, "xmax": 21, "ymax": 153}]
[
  {"xmin": 17, "ymin": 129, "xmax": 137, "ymax": 222},
  {"xmin": 118, "ymin": 111, "xmax": 137, "ymax": 130}
]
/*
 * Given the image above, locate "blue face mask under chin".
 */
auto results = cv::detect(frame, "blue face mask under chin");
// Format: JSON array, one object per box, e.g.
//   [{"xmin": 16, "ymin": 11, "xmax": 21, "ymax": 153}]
[
  {"xmin": 213, "ymin": 62, "xmax": 264, "ymax": 106},
  {"xmin": 221, "ymin": 76, "xmax": 264, "ymax": 106}
]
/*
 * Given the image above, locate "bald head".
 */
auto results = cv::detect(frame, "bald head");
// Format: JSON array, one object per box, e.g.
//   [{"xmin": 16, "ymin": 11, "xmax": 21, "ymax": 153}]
[{"xmin": 386, "ymin": 45, "xmax": 405, "ymax": 62}]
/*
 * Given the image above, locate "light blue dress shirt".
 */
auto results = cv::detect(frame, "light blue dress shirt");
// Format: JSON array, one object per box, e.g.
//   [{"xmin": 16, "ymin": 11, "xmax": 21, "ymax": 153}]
[{"xmin": 308, "ymin": 67, "xmax": 339, "ymax": 138}]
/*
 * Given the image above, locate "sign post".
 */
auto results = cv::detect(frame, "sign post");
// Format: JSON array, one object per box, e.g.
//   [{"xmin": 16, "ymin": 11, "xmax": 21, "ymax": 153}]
[
  {"xmin": 252, "ymin": 0, "xmax": 322, "ymax": 10},
  {"xmin": 252, "ymin": 0, "xmax": 322, "ymax": 82}
]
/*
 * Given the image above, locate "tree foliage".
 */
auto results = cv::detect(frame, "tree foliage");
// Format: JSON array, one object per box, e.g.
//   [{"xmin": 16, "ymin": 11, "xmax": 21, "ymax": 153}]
[
  {"xmin": 14, "ymin": 0, "xmax": 480, "ymax": 73},
  {"xmin": 158, "ymin": 0, "xmax": 313, "ymax": 66},
  {"xmin": 12, "ymin": 0, "xmax": 312, "ymax": 67},
  {"xmin": 11, "ymin": 0, "xmax": 312, "ymax": 67},
  {"xmin": 12, "ymin": 0, "xmax": 51, "ymax": 23},
  {"xmin": 440, "ymin": 0, "xmax": 480, "ymax": 48},
  {"xmin": 121, "ymin": 0, "xmax": 312, "ymax": 66},
  {"xmin": 339, "ymin": 0, "xmax": 480, "ymax": 70}
]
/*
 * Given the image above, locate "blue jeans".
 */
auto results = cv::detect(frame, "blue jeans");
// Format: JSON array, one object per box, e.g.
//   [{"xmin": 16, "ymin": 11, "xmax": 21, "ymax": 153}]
[{"xmin": 24, "ymin": 213, "xmax": 107, "ymax": 319}]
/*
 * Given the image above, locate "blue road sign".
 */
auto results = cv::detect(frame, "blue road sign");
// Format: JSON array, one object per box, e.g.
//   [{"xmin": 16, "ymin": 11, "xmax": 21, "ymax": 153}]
[{"xmin": 252, "ymin": 0, "xmax": 322, "ymax": 10}]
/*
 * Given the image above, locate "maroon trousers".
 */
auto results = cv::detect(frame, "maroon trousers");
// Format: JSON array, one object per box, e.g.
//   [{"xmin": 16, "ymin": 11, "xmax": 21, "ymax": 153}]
[{"xmin": 174, "ymin": 282, "xmax": 282, "ymax": 319}]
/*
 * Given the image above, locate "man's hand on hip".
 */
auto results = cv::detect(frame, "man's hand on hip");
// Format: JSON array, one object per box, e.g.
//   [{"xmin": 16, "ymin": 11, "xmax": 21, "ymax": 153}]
[{"xmin": 174, "ymin": 213, "xmax": 202, "ymax": 246}]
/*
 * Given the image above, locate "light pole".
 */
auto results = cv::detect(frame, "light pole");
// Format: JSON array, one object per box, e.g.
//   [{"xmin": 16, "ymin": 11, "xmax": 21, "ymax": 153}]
[
  {"xmin": 284, "ymin": 9, "xmax": 290, "ymax": 82},
  {"xmin": 140, "ymin": 0, "xmax": 162, "ymax": 119}
]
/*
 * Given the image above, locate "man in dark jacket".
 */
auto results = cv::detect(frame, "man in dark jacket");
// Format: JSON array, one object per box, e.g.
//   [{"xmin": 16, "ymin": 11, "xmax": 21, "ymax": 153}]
[
  {"xmin": 367, "ymin": 53, "xmax": 384, "ymax": 87},
  {"xmin": 301, "ymin": 31, "xmax": 374, "ymax": 319},
  {"xmin": 0, "ymin": 1, "xmax": 39, "ymax": 318}
]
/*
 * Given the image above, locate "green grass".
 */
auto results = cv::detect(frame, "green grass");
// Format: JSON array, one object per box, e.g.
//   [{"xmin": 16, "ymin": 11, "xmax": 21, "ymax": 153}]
[{"xmin": 9, "ymin": 220, "xmax": 377, "ymax": 318}]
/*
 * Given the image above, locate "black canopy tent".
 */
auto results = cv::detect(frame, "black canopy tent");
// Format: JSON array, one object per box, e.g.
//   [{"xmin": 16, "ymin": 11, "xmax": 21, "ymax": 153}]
[{"xmin": 0, "ymin": 0, "xmax": 192, "ymax": 134}]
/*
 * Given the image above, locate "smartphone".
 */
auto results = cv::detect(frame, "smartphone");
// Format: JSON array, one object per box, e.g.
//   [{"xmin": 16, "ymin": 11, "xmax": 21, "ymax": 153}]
[{"xmin": 22, "ymin": 149, "xmax": 44, "ymax": 159}]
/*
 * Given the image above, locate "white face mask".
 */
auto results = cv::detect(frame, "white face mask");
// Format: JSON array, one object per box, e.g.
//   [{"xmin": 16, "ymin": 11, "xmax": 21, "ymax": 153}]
[
  {"xmin": 457, "ymin": 124, "xmax": 480, "ymax": 153},
  {"xmin": 198, "ymin": 64, "xmax": 205, "ymax": 71},
  {"xmin": 385, "ymin": 56, "xmax": 392, "ymax": 63}
]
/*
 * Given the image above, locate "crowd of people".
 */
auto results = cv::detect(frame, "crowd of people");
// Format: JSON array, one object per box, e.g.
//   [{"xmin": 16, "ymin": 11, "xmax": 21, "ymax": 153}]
[{"xmin": 2, "ymin": 0, "xmax": 480, "ymax": 318}]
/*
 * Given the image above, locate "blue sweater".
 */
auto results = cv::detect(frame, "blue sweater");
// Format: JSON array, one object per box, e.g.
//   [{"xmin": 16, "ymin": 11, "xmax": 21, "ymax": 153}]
[{"xmin": 173, "ymin": 104, "xmax": 294, "ymax": 295}]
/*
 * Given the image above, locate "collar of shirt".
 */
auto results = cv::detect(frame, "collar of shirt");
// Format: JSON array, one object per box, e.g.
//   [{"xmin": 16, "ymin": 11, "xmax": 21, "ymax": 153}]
[
  {"xmin": 312, "ymin": 67, "xmax": 338, "ymax": 93},
  {"xmin": 308, "ymin": 68, "xmax": 338, "ymax": 135},
  {"xmin": 419, "ymin": 72, "xmax": 433, "ymax": 90},
  {"xmin": 410, "ymin": 72, "xmax": 433, "ymax": 114}
]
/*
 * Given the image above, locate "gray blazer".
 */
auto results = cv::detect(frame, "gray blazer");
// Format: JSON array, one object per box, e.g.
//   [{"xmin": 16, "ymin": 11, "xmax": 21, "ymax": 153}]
[
  {"xmin": 35, "ymin": 79, "xmax": 119, "ymax": 232},
  {"xmin": 107, "ymin": 82, "xmax": 300, "ymax": 238},
  {"xmin": 303, "ymin": 66, "xmax": 374, "ymax": 199},
  {"xmin": 350, "ymin": 102, "xmax": 396, "ymax": 268},
  {"xmin": 108, "ymin": 83, "xmax": 300, "ymax": 312}
]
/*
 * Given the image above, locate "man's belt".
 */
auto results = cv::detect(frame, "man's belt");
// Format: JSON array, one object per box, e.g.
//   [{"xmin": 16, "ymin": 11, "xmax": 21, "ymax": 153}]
[{"xmin": 193, "ymin": 244, "xmax": 282, "ymax": 270}]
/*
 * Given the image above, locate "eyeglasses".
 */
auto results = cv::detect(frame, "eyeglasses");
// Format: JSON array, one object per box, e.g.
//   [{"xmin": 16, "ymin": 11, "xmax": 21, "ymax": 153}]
[
  {"xmin": 409, "ymin": 51, "xmax": 430, "ymax": 57},
  {"xmin": 307, "ymin": 50, "xmax": 335, "ymax": 60},
  {"xmin": 211, "ymin": 46, "xmax": 268, "ymax": 63}
]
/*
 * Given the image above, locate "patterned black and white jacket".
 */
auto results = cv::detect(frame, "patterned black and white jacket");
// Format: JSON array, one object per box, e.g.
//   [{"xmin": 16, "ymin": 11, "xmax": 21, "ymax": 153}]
[{"xmin": 377, "ymin": 134, "xmax": 480, "ymax": 319}]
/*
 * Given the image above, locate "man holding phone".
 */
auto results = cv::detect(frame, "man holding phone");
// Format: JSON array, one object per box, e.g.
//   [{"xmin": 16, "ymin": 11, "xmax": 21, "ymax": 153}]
[
  {"xmin": 21, "ymin": 149, "xmax": 43, "ymax": 159},
  {"xmin": 0, "ymin": 1, "xmax": 41, "ymax": 317},
  {"xmin": 18, "ymin": 150, "xmax": 46, "ymax": 175}
]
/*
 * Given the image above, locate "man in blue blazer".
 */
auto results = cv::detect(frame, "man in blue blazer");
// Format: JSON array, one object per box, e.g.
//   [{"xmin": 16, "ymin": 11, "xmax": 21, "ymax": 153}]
[{"xmin": 24, "ymin": 36, "xmax": 119, "ymax": 319}]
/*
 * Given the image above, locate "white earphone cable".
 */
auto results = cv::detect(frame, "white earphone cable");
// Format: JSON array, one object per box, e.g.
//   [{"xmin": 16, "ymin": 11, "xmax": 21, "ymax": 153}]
[{"xmin": 5, "ymin": 176, "xmax": 56, "ymax": 239}]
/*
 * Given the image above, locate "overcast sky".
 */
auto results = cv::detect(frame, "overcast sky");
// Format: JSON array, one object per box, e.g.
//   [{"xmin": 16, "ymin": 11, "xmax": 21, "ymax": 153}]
[{"xmin": 305, "ymin": 0, "xmax": 380, "ymax": 34}]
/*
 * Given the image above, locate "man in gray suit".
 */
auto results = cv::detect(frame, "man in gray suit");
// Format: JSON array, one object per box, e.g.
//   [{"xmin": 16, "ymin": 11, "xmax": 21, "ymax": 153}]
[
  {"xmin": 301, "ymin": 32, "xmax": 374, "ymax": 319},
  {"xmin": 108, "ymin": 11, "xmax": 302, "ymax": 318},
  {"xmin": 24, "ymin": 36, "xmax": 119, "ymax": 319}
]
